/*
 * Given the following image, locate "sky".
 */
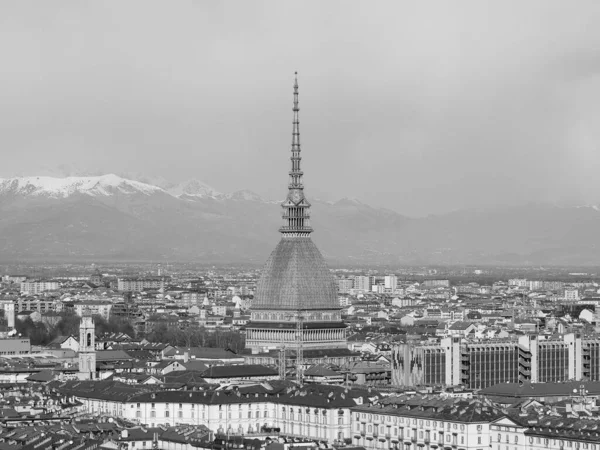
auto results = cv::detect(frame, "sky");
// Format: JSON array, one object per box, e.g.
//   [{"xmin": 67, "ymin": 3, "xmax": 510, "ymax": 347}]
[{"xmin": 1, "ymin": 1, "xmax": 599, "ymax": 216}]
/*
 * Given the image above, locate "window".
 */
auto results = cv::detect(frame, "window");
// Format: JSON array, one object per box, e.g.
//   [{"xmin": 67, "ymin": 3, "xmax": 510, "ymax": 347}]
[
  {"xmin": 151, "ymin": 411, "xmax": 156, "ymax": 418},
  {"xmin": 478, "ymin": 437, "xmax": 482, "ymax": 445},
  {"xmin": 165, "ymin": 410, "xmax": 169, "ymax": 417}
]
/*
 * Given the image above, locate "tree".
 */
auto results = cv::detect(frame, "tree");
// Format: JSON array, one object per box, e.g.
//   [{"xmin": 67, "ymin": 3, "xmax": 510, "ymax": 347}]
[{"xmin": 15, "ymin": 318, "xmax": 51, "ymax": 346}]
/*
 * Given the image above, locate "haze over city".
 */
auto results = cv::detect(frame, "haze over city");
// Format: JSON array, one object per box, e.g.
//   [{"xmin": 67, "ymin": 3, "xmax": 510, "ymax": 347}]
[
  {"xmin": 3, "ymin": 3, "xmax": 600, "ymax": 450},
  {"xmin": 2, "ymin": 1, "xmax": 600, "ymax": 216}
]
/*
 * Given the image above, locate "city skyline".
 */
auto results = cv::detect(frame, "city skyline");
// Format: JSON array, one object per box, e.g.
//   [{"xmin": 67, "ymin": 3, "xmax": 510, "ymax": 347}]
[{"xmin": 1, "ymin": 2, "xmax": 600, "ymax": 215}]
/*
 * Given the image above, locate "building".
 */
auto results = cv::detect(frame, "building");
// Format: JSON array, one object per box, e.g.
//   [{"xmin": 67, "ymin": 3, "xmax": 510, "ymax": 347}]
[
  {"xmin": 74, "ymin": 301, "xmax": 113, "ymax": 320},
  {"xmin": 353, "ymin": 276, "xmax": 372, "ymax": 293},
  {"xmin": 245, "ymin": 74, "xmax": 350, "ymax": 365},
  {"xmin": 384, "ymin": 275, "xmax": 397, "ymax": 291},
  {"xmin": 338, "ymin": 279, "xmax": 354, "ymax": 294},
  {"xmin": 117, "ymin": 277, "xmax": 167, "ymax": 292},
  {"xmin": 508, "ymin": 279, "xmax": 528, "ymax": 288},
  {"xmin": 0, "ymin": 338, "xmax": 30, "ymax": 355},
  {"xmin": 58, "ymin": 381, "xmax": 374, "ymax": 443},
  {"xmin": 423, "ymin": 279, "xmax": 450, "ymax": 288},
  {"xmin": 351, "ymin": 396, "xmax": 501, "ymax": 450},
  {"xmin": 198, "ymin": 365, "xmax": 279, "ymax": 384},
  {"xmin": 392, "ymin": 333, "xmax": 600, "ymax": 389},
  {"xmin": 564, "ymin": 288, "xmax": 580, "ymax": 301},
  {"xmin": 15, "ymin": 297, "xmax": 55, "ymax": 313},
  {"xmin": 78, "ymin": 309, "xmax": 96, "ymax": 380},
  {"xmin": 19, "ymin": 280, "xmax": 59, "ymax": 294},
  {"xmin": 0, "ymin": 300, "xmax": 15, "ymax": 328},
  {"xmin": 2, "ymin": 275, "xmax": 27, "ymax": 284}
]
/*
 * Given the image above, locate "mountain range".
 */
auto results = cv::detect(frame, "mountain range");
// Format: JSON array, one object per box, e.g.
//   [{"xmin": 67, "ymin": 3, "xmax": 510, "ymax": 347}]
[{"xmin": 0, "ymin": 174, "xmax": 598, "ymax": 266}]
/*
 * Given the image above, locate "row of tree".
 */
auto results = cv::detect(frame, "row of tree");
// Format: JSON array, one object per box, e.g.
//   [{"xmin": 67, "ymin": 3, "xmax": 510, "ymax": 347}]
[
  {"xmin": 15, "ymin": 314, "xmax": 245, "ymax": 352},
  {"xmin": 15, "ymin": 314, "xmax": 134, "ymax": 346},
  {"xmin": 144, "ymin": 322, "xmax": 245, "ymax": 352}
]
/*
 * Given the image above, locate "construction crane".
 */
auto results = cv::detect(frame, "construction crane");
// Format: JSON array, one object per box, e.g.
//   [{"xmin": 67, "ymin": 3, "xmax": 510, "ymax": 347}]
[
  {"xmin": 295, "ymin": 311, "xmax": 304, "ymax": 385},
  {"xmin": 278, "ymin": 311, "xmax": 305, "ymax": 385},
  {"xmin": 278, "ymin": 336, "xmax": 286, "ymax": 380}
]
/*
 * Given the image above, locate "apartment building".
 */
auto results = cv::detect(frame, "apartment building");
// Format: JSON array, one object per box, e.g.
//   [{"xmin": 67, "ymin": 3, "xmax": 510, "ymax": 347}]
[
  {"xmin": 117, "ymin": 277, "xmax": 167, "ymax": 292},
  {"xmin": 351, "ymin": 396, "xmax": 499, "ymax": 450},
  {"xmin": 15, "ymin": 297, "xmax": 56, "ymax": 313},
  {"xmin": 73, "ymin": 301, "xmax": 113, "ymax": 320},
  {"xmin": 338, "ymin": 279, "xmax": 354, "ymax": 294},
  {"xmin": 59, "ymin": 381, "xmax": 372, "ymax": 443},
  {"xmin": 19, "ymin": 280, "xmax": 59, "ymax": 294}
]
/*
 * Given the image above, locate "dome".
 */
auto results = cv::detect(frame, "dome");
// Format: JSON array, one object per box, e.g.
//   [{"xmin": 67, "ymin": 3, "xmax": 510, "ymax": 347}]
[{"xmin": 252, "ymin": 237, "xmax": 338, "ymax": 311}]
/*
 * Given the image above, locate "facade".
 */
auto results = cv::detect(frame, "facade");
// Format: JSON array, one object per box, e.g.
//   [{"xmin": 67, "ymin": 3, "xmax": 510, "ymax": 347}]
[
  {"xmin": 0, "ymin": 300, "xmax": 15, "ymax": 328},
  {"xmin": 0, "ymin": 338, "xmax": 30, "ymax": 355},
  {"xmin": 59, "ymin": 382, "xmax": 372, "ymax": 443},
  {"xmin": 117, "ymin": 277, "xmax": 167, "ymax": 292},
  {"xmin": 78, "ymin": 310, "xmax": 96, "ymax": 380},
  {"xmin": 351, "ymin": 397, "xmax": 501, "ymax": 450},
  {"xmin": 392, "ymin": 333, "xmax": 600, "ymax": 389},
  {"xmin": 74, "ymin": 301, "xmax": 113, "ymax": 320},
  {"xmin": 423, "ymin": 279, "xmax": 450, "ymax": 288},
  {"xmin": 15, "ymin": 297, "xmax": 55, "ymax": 313},
  {"xmin": 384, "ymin": 275, "xmax": 398, "ymax": 291},
  {"xmin": 491, "ymin": 415, "xmax": 600, "ymax": 450},
  {"xmin": 246, "ymin": 74, "xmax": 347, "ymax": 359},
  {"xmin": 354, "ymin": 276, "xmax": 372, "ymax": 293},
  {"xmin": 338, "ymin": 279, "xmax": 354, "ymax": 294},
  {"xmin": 19, "ymin": 280, "xmax": 59, "ymax": 294}
]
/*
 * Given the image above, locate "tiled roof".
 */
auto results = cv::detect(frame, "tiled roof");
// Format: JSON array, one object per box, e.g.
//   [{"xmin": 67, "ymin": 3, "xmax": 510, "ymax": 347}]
[
  {"xmin": 252, "ymin": 237, "xmax": 339, "ymax": 311},
  {"xmin": 362, "ymin": 395, "xmax": 503, "ymax": 423},
  {"xmin": 95, "ymin": 350, "xmax": 132, "ymax": 362},
  {"xmin": 200, "ymin": 364, "xmax": 277, "ymax": 378},
  {"xmin": 481, "ymin": 381, "xmax": 600, "ymax": 398}
]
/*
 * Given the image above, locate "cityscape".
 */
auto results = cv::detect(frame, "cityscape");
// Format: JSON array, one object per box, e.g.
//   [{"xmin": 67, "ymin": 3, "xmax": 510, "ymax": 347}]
[{"xmin": 2, "ymin": 2, "xmax": 600, "ymax": 450}]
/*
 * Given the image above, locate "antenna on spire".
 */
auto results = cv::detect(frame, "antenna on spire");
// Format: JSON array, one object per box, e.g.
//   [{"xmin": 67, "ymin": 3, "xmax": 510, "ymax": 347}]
[{"xmin": 280, "ymin": 72, "xmax": 313, "ymax": 236}]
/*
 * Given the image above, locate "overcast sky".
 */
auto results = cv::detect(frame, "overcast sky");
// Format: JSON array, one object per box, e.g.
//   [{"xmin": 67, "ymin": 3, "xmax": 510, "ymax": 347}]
[{"xmin": 1, "ymin": 1, "xmax": 599, "ymax": 216}]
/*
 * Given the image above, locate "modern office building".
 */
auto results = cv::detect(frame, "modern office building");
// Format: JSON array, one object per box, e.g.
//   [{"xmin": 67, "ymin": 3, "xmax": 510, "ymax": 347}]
[{"xmin": 392, "ymin": 333, "xmax": 600, "ymax": 389}]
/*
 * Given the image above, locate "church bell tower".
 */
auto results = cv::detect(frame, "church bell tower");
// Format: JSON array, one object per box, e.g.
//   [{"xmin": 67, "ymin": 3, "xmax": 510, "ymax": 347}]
[{"xmin": 78, "ymin": 308, "xmax": 96, "ymax": 380}]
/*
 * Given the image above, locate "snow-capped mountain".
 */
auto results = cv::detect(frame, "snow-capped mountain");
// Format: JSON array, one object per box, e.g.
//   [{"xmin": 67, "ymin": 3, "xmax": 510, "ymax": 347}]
[
  {"xmin": 166, "ymin": 179, "xmax": 223, "ymax": 199},
  {"xmin": 1, "ymin": 174, "xmax": 600, "ymax": 265},
  {"xmin": 225, "ymin": 189, "xmax": 265, "ymax": 202},
  {"xmin": 0, "ymin": 174, "xmax": 164, "ymax": 198}
]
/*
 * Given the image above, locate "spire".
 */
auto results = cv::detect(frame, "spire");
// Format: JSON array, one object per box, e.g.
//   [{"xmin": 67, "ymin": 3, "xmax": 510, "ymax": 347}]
[{"xmin": 280, "ymin": 72, "xmax": 312, "ymax": 237}]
